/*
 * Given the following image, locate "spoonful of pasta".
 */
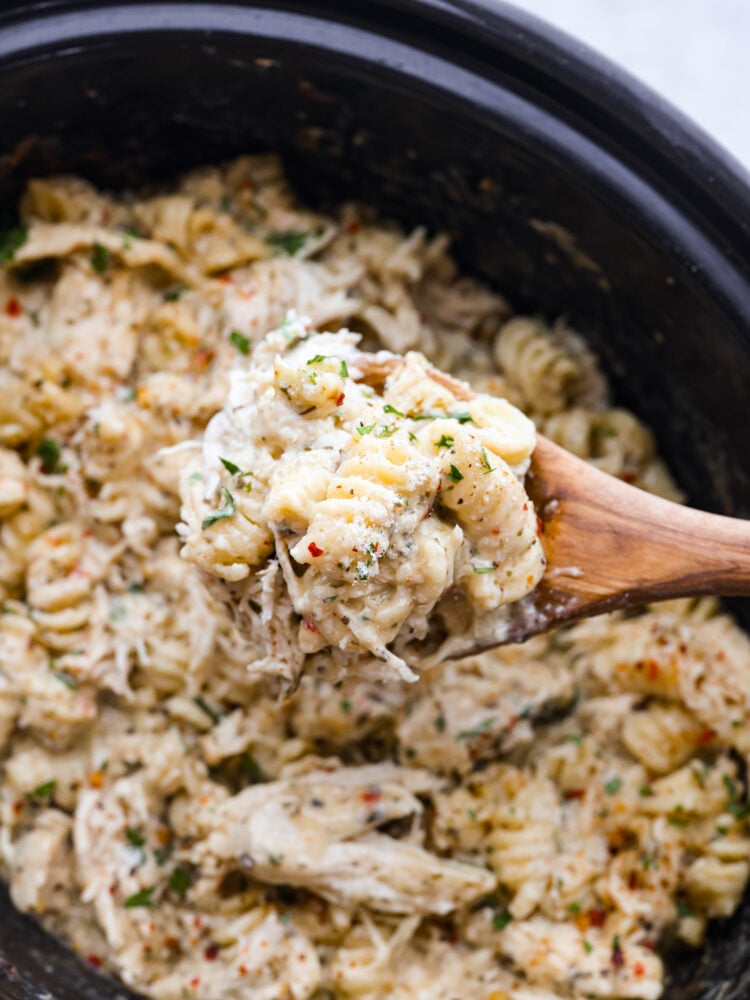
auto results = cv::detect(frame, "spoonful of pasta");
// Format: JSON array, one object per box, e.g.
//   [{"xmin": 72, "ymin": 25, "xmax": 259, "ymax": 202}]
[
  {"xmin": 177, "ymin": 316, "xmax": 750, "ymax": 681},
  {"xmin": 359, "ymin": 353, "xmax": 750, "ymax": 656}
]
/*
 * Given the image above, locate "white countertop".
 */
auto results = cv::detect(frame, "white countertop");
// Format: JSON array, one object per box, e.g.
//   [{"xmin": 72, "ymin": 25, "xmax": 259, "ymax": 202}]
[{"xmin": 511, "ymin": 0, "xmax": 750, "ymax": 171}]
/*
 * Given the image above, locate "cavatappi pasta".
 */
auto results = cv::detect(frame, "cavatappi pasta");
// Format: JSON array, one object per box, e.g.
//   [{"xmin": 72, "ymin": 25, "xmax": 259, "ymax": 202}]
[{"xmin": 0, "ymin": 156, "xmax": 748, "ymax": 1000}]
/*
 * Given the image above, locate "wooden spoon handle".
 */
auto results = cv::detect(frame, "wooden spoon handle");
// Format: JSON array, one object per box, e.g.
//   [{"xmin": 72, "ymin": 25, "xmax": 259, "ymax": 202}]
[{"xmin": 527, "ymin": 435, "xmax": 750, "ymax": 621}]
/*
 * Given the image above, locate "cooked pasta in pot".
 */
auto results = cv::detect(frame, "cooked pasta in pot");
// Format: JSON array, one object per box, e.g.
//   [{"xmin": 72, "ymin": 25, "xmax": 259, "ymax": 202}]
[{"xmin": 0, "ymin": 155, "xmax": 748, "ymax": 1000}]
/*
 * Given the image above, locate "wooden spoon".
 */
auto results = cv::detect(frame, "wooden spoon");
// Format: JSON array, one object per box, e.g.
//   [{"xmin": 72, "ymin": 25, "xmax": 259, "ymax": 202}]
[{"xmin": 359, "ymin": 354, "xmax": 750, "ymax": 650}]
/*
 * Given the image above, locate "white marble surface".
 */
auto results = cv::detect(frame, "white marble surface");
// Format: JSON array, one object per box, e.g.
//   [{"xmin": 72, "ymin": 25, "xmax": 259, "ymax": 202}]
[{"xmin": 509, "ymin": 0, "xmax": 750, "ymax": 170}]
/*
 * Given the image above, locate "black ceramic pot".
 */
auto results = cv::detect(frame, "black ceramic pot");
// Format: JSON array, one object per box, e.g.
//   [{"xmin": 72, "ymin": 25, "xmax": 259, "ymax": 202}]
[{"xmin": 1, "ymin": 2, "xmax": 749, "ymax": 998}]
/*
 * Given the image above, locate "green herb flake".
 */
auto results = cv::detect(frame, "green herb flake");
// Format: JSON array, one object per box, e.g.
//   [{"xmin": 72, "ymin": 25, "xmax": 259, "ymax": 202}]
[
  {"xmin": 448, "ymin": 464, "xmax": 464, "ymax": 483},
  {"xmin": 383, "ymin": 404, "xmax": 404, "ymax": 417},
  {"xmin": 306, "ymin": 354, "xmax": 329, "ymax": 365},
  {"xmin": 457, "ymin": 718, "xmax": 494, "ymax": 741},
  {"xmin": 434, "ymin": 434, "xmax": 454, "ymax": 449},
  {"xmin": 193, "ymin": 695, "xmax": 223, "ymax": 725},
  {"xmin": 567, "ymin": 733, "xmax": 584, "ymax": 745},
  {"xmin": 201, "ymin": 486, "xmax": 236, "ymax": 529},
  {"xmin": 128, "ymin": 582, "xmax": 145, "ymax": 594},
  {"xmin": 604, "ymin": 776, "xmax": 622, "ymax": 796},
  {"xmin": 723, "ymin": 775, "xmax": 738, "ymax": 798},
  {"xmin": 492, "ymin": 909, "xmax": 512, "ymax": 931},
  {"xmin": 229, "ymin": 329, "xmax": 250, "ymax": 355},
  {"xmin": 473, "ymin": 564, "xmax": 495, "ymax": 575},
  {"xmin": 481, "ymin": 448, "xmax": 495, "ymax": 474},
  {"xmin": 91, "ymin": 243, "xmax": 112, "ymax": 274},
  {"xmin": 339, "ymin": 699, "xmax": 352, "ymax": 714},
  {"xmin": 220, "ymin": 457, "xmax": 242, "ymax": 476},
  {"xmin": 451, "ymin": 411, "xmax": 473, "ymax": 424},
  {"xmin": 639, "ymin": 784, "xmax": 654, "ymax": 797},
  {"xmin": 239, "ymin": 753, "xmax": 265, "ymax": 783},
  {"xmin": 357, "ymin": 423, "xmax": 376, "ymax": 436},
  {"xmin": 467, "ymin": 808, "xmax": 478, "ymax": 821},
  {"xmin": 168, "ymin": 866, "xmax": 193, "ymax": 897},
  {"xmin": 265, "ymin": 231, "xmax": 308, "ymax": 256},
  {"xmin": 163, "ymin": 285, "xmax": 183, "ymax": 302},
  {"xmin": 125, "ymin": 827, "xmax": 145, "ymax": 848},
  {"xmin": 339, "ymin": 360, "xmax": 349, "ymax": 378},
  {"xmin": 728, "ymin": 801, "xmax": 750, "ymax": 820},
  {"xmin": 154, "ymin": 845, "xmax": 173, "ymax": 867},
  {"xmin": 50, "ymin": 667, "xmax": 78, "ymax": 690},
  {"xmin": 36, "ymin": 437, "xmax": 62, "ymax": 474},
  {"xmin": 408, "ymin": 431, "xmax": 417, "ymax": 442},
  {"xmin": 567, "ymin": 901, "xmax": 582, "ymax": 914},
  {"xmin": 434, "ymin": 713, "xmax": 446, "ymax": 733},
  {"xmin": 676, "ymin": 899, "xmax": 694, "ymax": 918},
  {"xmin": 0, "ymin": 224, "xmax": 27, "ymax": 264},
  {"xmin": 28, "ymin": 780, "xmax": 56, "ymax": 800},
  {"xmin": 583, "ymin": 940, "xmax": 593, "ymax": 955},
  {"xmin": 269, "ymin": 853, "xmax": 283, "ymax": 867},
  {"xmin": 124, "ymin": 886, "xmax": 155, "ymax": 909}
]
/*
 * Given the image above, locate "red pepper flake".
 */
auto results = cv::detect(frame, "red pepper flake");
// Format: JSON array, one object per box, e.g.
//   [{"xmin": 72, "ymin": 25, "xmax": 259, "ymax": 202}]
[
  {"xmin": 360, "ymin": 787, "xmax": 381, "ymax": 806},
  {"xmin": 345, "ymin": 220, "xmax": 360, "ymax": 235},
  {"xmin": 12, "ymin": 799, "xmax": 23, "ymax": 816},
  {"xmin": 5, "ymin": 297, "xmax": 21, "ymax": 318},
  {"xmin": 634, "ymin": 961, "xmax": 646, "ymax": 977},
  {"xmin": 216, "ymin": 273, "xmax": 234, "ymax": 284},
  {"xmin": 303, "ymin": 619, "xmax": 318, "ymax": 633},
  {"xmin": 194, "ymin": 348, "xmax": 215, "ymax": 370},
  {"xmin": 522, "ymin": 502, "xmax": 528, "ymax": 511},
  {"xmin": 536, "ymin": 515, "xmax": 544, "ymax": 537},
  {"xmin": 88, "ymin": 770, "xmax": 104, "ymax": 789},
  {"xmin": 646, "ymin": 660, "xmax": 660, "ymax": 682},
  {"xmin": 587, "ymin": 908, "xmax": 606, "ymax": 928},
  {"xmin": 204, "ymin": 943, "xmax": 219, "ymax": 961},
  {"xmin": 373, "ymin": 542, "xmax": 379, "ymax": 553},
  {"xmin": 190, "ymin": 977, "xmax": 200, "ymax": 989},
  {"xmin": 622, "ymin": 471, "xmax": 637, "ymax": 484},
  {"xmin": 238, "ymin": 964, "xmax": 248, "ymax": 975},
  {"xmin": 696, "ymin": 728, "xmax": 715, "ymax": 745},
  {"xmin": 308, "ymin": 542, "xmax": 324, "ymax": 557},
  {"xmin": 336, "ymin": 392, "xmax": 345, "ymax": 406},
  {"xmin": 86, "ymin": 954, "xmax": 103, "ymax": 969}
]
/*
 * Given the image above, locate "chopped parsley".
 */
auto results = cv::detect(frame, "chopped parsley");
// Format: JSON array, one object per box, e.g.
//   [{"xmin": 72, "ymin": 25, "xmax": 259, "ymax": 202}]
[
  {"xmin": 323, "ymin": 594, "xmax": 338, "ymax": 603},
  {"xmin": 638, "ymin": 784, "xmax": 654, "ymax": 797},
  {"xmin": 239, "ymin": 753, "xmax": 265, "ymax": 783},
  {"xmin": 28, "ymin": 780, "xmax": 56, "ymax": 800},
  {"xmin": 163, "ymin": 285, "xmax": 183, "ymax": 302},
  {"xmin": 583, "ymin": 940, "xmax": 593, "ymax": 955},
  {"xmin": 451, "ymin": 411, "xmax": 473, "ymax": 424},
  {"xmin": 448, "ymin": 464, "xmax": 464, "ymax": 483},
  {"xmin": 604, "ymin": 776, "xmax": 622, "ymax": 795},
  {"xmin": 36, "ymin": 437, "xmax": 62, "ymax": 473},
  {"xmin": 0, "ymin": 224, "xmax": 27, "ymax": 263},
  {"xmin": 265, "ymin": 230, "xmax": 309, "ymax": 256},
  {"xmin": 124, "ymin": 886, "xmax": 156, "ymax": 909},
  {"xmin": 269, "ymin": 853, "xmax": 283, "ymax": 867},
  {"xmin": 339, "ymin": 360, "xmax": 349, "ymax": 378},
  {"xmin": 383, "ymin": 403, "xmax": 404, "ymax": 417},
  {"xmin": 340, "ymin": 699, "xmax": 352, "ymax": 714},
  {"xmin": 168, "ymin": 865, "xmax": 193, "ymax": 897},
  {"xmin": 201, "ymin": 487, "xmax": 236, "ymax": 529},
  {"xmin": 229, "ymin": 329, "xmax": 250, "ymax": 354},
  {"xmin": 481, "ymin": 448, "xmax": 495, "ymax": 474},
  {"xmin": 473, "ymin": 564, "xmax": 495, "ymax": 575},
  {"xmin": 434, "ymin": 713, "xmax": 446, "ymax": 732},
  {"xmin": 50, "ymin": 667, "xmax": 78, "ymax": 690},
  {"xmin": 456, "ymin": 718, "xmax": 494, "ymax": 741},
  {"xmin": 357, "ymin": 423, "xmax": 376, "ymax": 436},
  {"xmin": 676, "ymin": 899, "xmax": 694, "ymax": 918},
  {"xmin": 91, "ymin": 243, "xmax": 111, "ymax": 274},
  {"xmin": 434, "ymin": 435, "xmax": 454, "ymax": 449},
  {"xmin": 492, "ymin": 909, "xmax": 512, "ymax": 931},
  {"xmin": 306, "ymin": 354, "xmax": 329, "ymax": 365},
  {"xmin": 125, "ymin": 827, "xmax": 145, "ymax": 848},
  {"xmin": 219, "ymin": 457, "xmax": 242, "ymax": 475},
  {"xmin": 193, "ymin": 695, "xmax": 223, "ymax": 725}
]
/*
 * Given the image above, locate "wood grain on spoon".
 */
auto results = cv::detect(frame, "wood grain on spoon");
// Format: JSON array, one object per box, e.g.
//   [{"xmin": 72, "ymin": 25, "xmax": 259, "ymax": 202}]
[{"xmin": 359, "ymin": 353, "xmax": 750, "ymax": 645}]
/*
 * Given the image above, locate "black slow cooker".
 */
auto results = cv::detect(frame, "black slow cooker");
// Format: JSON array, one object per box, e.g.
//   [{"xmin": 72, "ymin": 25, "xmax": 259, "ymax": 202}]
[{"xmin": 1, "ymin": 2, "xmax": 750, "ymax": 998}]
